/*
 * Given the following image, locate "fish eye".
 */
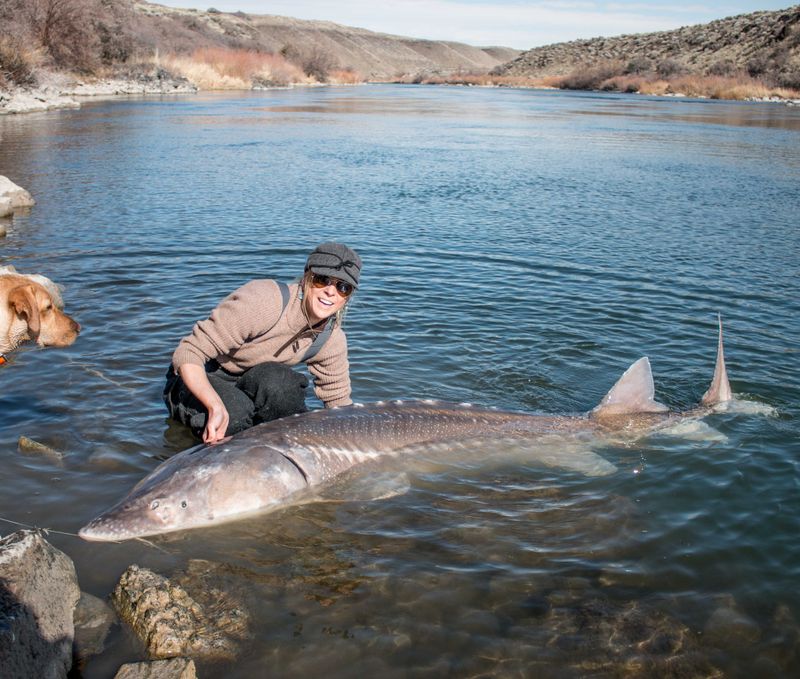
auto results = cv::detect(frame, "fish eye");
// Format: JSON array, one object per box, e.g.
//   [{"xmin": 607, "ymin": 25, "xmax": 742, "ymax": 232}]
[
  {"xmin": 181, "ymin": 501, "xmax": 187, "ymax": 508},
  {"xmin": 150, "ymin": 501, "xmax": 159, "ymax": 510}
]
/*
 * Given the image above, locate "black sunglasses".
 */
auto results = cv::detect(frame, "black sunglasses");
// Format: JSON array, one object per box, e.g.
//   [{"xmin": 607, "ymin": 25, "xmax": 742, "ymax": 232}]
[{"xmin": 311, "ymin": 273, "xmax": 354, "ymax": 297}]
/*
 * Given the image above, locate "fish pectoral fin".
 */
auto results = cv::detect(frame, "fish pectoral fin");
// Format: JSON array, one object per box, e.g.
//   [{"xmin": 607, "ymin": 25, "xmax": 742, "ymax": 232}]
[
  {"xmin": 309, "ymin": 472, "xmax": 412, "ymax": 505},
  {"xmin": 531, "ymin": 444, "xmax": 618, "ymax": 477},
  {"xmin": 591, "ymin": 357, "xmax": 669, "ymax": 419},
  {"xmin": 653, "ymin": 419, "xmax": 728, "ymax": 443}
]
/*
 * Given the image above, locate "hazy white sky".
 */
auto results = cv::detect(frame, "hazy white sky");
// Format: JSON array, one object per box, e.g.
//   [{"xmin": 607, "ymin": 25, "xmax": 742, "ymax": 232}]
[{"xmin": 161, "ymin": 1, "xmax": 795, "ymax": 49}]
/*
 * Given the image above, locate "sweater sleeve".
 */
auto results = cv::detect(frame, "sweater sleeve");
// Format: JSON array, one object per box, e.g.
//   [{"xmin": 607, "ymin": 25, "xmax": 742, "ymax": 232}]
[
  {"xmin": 172, "ymin": 280, "xmax": 284, "ymax": 369},
  {"xmin": 307, "ymin": 328, "xmax": 353, "ymax": 407}
]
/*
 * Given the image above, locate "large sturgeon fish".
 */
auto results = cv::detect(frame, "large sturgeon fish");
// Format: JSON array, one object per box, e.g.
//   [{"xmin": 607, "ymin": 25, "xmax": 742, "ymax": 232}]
[{"xmin": 80, "ymin": 320, "xmax": 737, "ymax": 542}]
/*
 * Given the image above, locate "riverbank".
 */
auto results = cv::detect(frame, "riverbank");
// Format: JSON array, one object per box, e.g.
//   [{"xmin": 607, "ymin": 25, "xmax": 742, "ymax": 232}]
[
  {"xmin": 0, "ymin": 68, "xmax": 197, "ymax": 115},
  {"xmin": 394, "ymin": 72, "xmax": 800, "ymax": 105},
  {"xmin": 4, "ymin": 76, "xmax": 799, "ymax": 118}
]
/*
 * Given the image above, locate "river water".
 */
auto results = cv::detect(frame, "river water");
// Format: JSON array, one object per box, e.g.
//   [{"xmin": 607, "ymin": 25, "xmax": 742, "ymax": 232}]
[{"xmin": 1, "ymin": 85, "xmax": 799, "ymax": 677}]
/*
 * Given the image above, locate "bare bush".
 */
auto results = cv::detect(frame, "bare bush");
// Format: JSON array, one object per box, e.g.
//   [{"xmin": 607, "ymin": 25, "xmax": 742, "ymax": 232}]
[
  {"xmin": 2, "ymin": 0, "xmax": 102, "ymax": 72},
  {"xmin": 558, "ymin": 61, "xmax": 624, "ymax": 90},
  {"xmin": 656, "ymin": 58, "xmax": 686, "ymax": 78},
  {"xmin": 746, "ymin": 55, "xmax": 769, "ymax": 77},
  {"xmin": 280, "ymin": 43, "xmax": 338, "ymax": 82},
  {"xmin": 708, "ymin": 60, "xmax": 736, "ymax": 76},
  {"xmin": 624, "ymin": 56, "xmax": 651, "ymax": 75},
  {"xmin": 0, "ymin": 36, "xmax": 38, "ymax": 87}
]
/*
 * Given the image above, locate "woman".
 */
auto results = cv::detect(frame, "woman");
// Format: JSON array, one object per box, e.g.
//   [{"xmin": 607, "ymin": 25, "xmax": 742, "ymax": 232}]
[{"xmin": 164, "ymin": 242, "xmax": 361, "ymax": 443}]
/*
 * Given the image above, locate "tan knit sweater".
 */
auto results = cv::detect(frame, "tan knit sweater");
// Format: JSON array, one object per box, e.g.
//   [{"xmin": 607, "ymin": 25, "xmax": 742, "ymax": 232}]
[{"xmin": 172, "ymin": 280, "xmax": 352, "ymax": 407}]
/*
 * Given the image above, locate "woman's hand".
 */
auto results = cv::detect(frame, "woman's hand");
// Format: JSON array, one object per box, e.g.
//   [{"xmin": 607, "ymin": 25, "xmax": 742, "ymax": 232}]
[
  {"xmin": 202, "ymin": 400, "xmax": 230, "ymax": 444},
  {"xmin": 178, "ymin": 363, "xmax": 230, "ymax": 444}
]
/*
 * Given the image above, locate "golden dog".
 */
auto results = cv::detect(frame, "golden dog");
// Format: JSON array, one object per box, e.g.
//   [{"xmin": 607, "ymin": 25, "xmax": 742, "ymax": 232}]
[{"xmin": 0, "ymin": 266, "xmax": 80, "ymax": 358}]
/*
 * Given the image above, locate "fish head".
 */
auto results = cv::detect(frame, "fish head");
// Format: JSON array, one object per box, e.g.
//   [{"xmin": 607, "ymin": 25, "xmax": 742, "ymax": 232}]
[
  {"xmin": 79, "ymin": 443, "xmax": 307, "ymax": 541},
  {"xmin": 78, "ymin": 454, "xmax": 218, "ymax": 541}
]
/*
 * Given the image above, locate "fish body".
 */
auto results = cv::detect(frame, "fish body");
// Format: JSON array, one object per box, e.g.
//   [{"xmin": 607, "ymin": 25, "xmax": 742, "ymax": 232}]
[{"xmin": 79, "ymin": 319, "xmax": 735, "ymax": 542}]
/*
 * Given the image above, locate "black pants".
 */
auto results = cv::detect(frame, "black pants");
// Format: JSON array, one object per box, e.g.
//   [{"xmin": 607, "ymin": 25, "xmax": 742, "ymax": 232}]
[{"xmin": 163, "ymin": 361, "xmax": 308, "ymax": 439}]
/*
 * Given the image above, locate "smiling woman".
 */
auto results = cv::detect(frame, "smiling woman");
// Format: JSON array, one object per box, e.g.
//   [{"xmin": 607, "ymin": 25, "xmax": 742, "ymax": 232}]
[{"xmin": 163, "ymin": 242, "xmax": 362, "ymax": 443}]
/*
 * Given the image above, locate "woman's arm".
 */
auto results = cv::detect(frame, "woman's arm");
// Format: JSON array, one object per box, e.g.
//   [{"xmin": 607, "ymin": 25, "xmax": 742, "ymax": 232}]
[{"xmin": 178, "ymin": 363, "xmax": 230, "ymax": 443}]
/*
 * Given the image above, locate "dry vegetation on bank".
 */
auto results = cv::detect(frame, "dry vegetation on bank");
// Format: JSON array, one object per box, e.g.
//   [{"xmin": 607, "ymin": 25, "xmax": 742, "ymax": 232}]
[
  {"xmin": 0, "ymin": 0, "xmax": 363, "ymax": 92},
  {"xmin": 398, "ymin": 62, "xmax": 800, "ymax": 102}
]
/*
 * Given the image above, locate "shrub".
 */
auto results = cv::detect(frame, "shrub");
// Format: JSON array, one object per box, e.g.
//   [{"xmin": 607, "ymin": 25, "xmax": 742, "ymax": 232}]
[
  {"xmin": 0, "ymin": 36, "xmax": 38, "ymax": 87},
  {"xmin": 707, "ymin": 60, "xmax": 736, "ymax": 77},
  {"xmin": 97, "ymin": 22, "xmax": 135, "ymax": 65},
  {"xmin": 280, "ymin": 43, "xmax": 338, "ymax": 82},
  {"xmin": 746, "ymin": 55, "xmax": 769, "ymax": 77},
  {"xmin": 557, "ymin": 61, "xmax": 624, "ymax": 90},
  {"xmin": 301, "ymin": 46, "xmax": 337, "ymax": 83},
  {"xmin": 600, "ymin": 74, "xmax": 646, "ymax": 93},
  {"xmin": 624, "ymin": 56, "xmax": 651, "ymax": 75},
  {"xmin": 656, "ymin": 58, "xmax": 686, "ymax": 78},
  {"xmin": 16, "ymin": 0, "xmax": 101, "ymax": 73}
]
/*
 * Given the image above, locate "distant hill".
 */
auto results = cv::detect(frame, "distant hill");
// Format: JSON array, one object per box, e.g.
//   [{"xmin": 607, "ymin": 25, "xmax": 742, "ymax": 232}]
[
  {"xmin": 122, "ymin": 1, "xmax": 518, "ymax": 79},
  {"xmin": 493, "ymin": 5, "xmax": 800, "ymax": 88}
]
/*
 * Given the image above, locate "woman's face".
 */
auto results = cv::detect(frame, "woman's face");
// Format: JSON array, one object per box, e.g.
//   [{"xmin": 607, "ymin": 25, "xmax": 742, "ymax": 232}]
[{"xmin": 304, "ymin": 273, "xmax": 351, "ymax": 323}]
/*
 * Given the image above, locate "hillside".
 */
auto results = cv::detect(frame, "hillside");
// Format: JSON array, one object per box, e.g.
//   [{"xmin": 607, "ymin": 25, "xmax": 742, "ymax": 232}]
[
  {"xmin": 493, "ymin": 5, "xmax": 800, "ymax": 89},
  {"xmin": 109, "ymin": 1, "xmax": 518, "ymax": 80}
]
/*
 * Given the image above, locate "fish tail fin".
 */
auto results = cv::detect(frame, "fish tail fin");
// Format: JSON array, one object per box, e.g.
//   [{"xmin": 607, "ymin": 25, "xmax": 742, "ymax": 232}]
[
  {"xmin": 701, "ymin": 313, "xmax": 733, "ymax": 405},
  {"xmin": 591, "ymin": 356, "xmax": 669, "ymax": 419}
]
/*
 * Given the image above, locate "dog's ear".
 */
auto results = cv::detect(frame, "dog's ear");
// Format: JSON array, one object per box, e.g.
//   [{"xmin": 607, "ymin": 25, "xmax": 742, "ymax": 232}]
[{"xmin": 8, "ymin": 284, "xmax": 41, "ymax": 338}]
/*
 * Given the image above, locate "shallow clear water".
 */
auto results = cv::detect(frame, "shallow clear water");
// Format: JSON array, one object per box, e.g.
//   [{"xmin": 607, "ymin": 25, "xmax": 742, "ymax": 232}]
[{"xmin": 1, "ymin": 85, "xmax": 799, "ymax": 677}]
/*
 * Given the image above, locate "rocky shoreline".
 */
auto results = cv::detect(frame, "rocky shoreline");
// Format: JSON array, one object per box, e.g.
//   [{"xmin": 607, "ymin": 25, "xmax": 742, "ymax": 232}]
[
  {"xmin": 0, "ymin": 529, "xmax": 218, "ymax": 678},
  {"xmin": 0, "ymin": 71, "xmax": 197, "ymax": 116}
]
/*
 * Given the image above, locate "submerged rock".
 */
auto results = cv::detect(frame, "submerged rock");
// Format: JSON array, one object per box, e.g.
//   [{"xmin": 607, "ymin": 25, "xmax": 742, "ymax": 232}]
[
  {"xmin": 73, "ymin": 591, "xmax": 117, "ymax": 661},
  {"xmin": 0, "ymin": 529, "xmax": 81, "ymax": 679},
  {"xmin": 544, "ymin": 594, "xmax": 721, "ymax": 677},
  {"xmin": 704, "ymin": 604, "xmax": 762, "ymax": 648},
  {"xmin": 111, "ymin": 563, "xmax": 251, "ymax": 662},
  {"xmin": 18, "ymin": 435, "xmax": 65, "ymax": 465},
  {"xmin": 114, "ymin": 657, "xmax": 197, "ymax": 679}
]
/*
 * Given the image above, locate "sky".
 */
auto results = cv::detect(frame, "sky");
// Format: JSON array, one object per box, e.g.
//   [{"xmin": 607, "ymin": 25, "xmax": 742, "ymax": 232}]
[{"xmin": 161, "ymin": 1, "xmax": 796, "ymax": 49}]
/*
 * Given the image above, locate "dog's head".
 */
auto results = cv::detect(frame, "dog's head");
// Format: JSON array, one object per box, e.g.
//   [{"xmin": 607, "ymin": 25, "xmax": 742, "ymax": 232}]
[{"xmin": 1, "ymin": 275, "xmax": 80, "ymax": 354}]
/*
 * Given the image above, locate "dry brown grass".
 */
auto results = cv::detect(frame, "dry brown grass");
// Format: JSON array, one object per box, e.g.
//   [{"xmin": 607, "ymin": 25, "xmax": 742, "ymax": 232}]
[
  {"xmin": 163, "ymin": 48, "xmax": 311, "ymax": 89},
  {"xmin": 392, "ymin": 72, "xmax": 554, "ymax": 88},
  {"xmin": 328, "ymin": 68, "xmax": 363, "ymax": 85},
  {"xmin": 664, "ymin": 73, "xmax": 799, "ymax": 100},
  {"xmin": 0, "ymin": 36, "xmax": 42, "ymax": 87},
  {"xmin": 545, "ymin": 61, "xmax": 800, "ymax": 101},
  {"xmin": 395, "ymin": 65, "xmax": 800, "ymax": 102}
]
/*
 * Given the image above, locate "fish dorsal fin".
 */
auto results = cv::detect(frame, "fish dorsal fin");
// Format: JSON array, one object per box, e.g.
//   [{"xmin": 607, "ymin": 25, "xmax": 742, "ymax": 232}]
[
  {"xmin": 701, "ymin": 314, "xmax": 732, "ymax": 405},
  {"xmin": 591, "ymin": 357, "xmax": 669, "ymax": 418}
]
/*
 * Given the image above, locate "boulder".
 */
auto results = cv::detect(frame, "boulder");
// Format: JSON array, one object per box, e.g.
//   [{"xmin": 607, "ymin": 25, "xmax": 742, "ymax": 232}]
[
  {"xmin": 0, "ymin": 89, "xmax": 80, "ymax": 115},
  {"xmin": 0, "ymin": 176, "xmax": 35, "ymax": 209},
  {"xmin": 0, "ymin": 529, "xmax": 81, "ymax": 679},
  {"xmin": 704, "ymin": 603, "xmax": 761, "ymax": 649},
  {"xmin": 73, "ymin": 591, "xmax": 117, "ymax": 661},
  {"xmin": 114, "ymin": 658, "xmax": 197, "ymax": 679},
  {"xmin": 111, "ymin": 563, "xmax": 251, "ymax": 662}
]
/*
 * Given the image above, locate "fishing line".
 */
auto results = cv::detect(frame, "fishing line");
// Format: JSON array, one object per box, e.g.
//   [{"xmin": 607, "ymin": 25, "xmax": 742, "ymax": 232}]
[
  {"xmin": 0, "ymin": 515, "xmax": 80, "ymax": 538},
  {"xmin": 0, "ymin": 515, "xmax": 168, "ymax": 551}
]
